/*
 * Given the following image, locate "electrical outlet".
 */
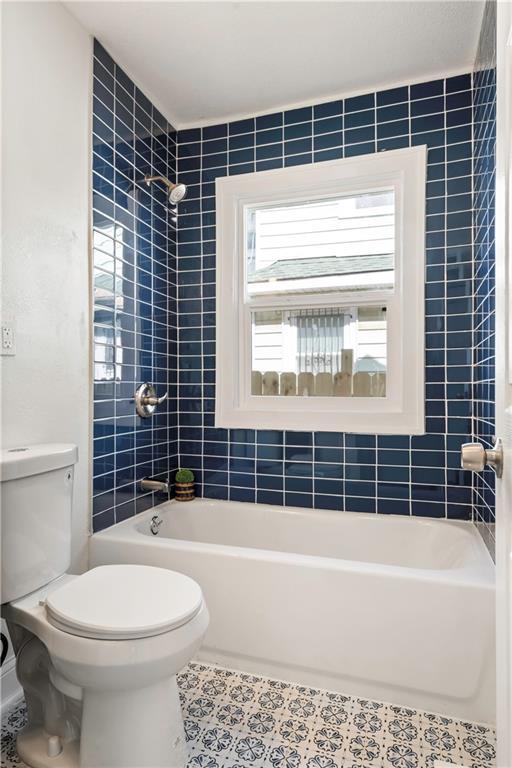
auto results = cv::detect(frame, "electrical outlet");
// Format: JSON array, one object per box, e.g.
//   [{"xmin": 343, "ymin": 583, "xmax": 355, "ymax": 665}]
[{"xmin": 1, "ymin": 322, "xmax": 16, "ymax": 356}]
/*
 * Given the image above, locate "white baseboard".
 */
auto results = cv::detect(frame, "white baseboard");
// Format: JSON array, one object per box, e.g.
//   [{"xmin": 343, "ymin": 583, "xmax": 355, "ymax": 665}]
[{"xmin": 1, "ymin": 657, "xmax": 23, "ymax": 713}]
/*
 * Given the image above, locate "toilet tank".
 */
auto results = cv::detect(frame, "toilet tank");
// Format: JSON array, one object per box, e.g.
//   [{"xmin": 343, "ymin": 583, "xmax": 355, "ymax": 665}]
[{"xmin": 1, "ymin": 443, "xmax": 78, "ymax": 604}]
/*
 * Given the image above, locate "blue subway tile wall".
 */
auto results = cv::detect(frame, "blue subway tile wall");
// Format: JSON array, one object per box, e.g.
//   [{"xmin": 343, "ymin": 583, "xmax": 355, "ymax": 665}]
[
  {"xmin": 473, "ymin": 0, "xmax": 497, "ymax": 554},
  {"xmin": 92, "ymin": 40, "xmax": 178, "ymax": 531},
  {"xmin": 176, "ymin": 73, "xmax": 477, "ymax": 520}
]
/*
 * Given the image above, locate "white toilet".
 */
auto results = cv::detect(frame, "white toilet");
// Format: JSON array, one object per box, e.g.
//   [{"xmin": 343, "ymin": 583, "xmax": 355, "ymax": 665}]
[{"xmin": 1, "ymin": 443, "xmax": 209, "ymax": 768}]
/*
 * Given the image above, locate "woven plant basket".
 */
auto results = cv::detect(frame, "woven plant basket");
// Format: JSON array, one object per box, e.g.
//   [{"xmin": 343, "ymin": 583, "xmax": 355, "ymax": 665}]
[{"xmin": 175, "ymin": 481, "xmax": 195, "ymax": 501}]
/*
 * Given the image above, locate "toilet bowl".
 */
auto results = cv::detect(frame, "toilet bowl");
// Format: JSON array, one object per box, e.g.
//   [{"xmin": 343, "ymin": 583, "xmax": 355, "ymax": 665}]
[{"xmin": 4, "ymin": 564, "xmax": 209, "ymax": 768}]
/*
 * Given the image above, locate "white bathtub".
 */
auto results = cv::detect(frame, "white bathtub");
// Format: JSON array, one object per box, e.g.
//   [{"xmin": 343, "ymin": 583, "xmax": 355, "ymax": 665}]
[{"xmin": 89, "ymin": 498, "xmax": 496, "ymax": 723}]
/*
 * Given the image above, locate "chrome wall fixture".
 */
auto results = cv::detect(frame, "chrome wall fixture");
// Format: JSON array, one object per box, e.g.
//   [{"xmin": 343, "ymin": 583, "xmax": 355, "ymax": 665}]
[
  {"xmin": 140, "ymin": 477, "xmax": 169, "ymax": 495},
  {"xmin": 150, "ymin": 514, "xmax": 163, "ymax": 535},
  {"xmin": 144, "ymin": 174, "xmax": 187, "ymax": 204},
  {"xmin": 461, "ymin": 438, "xmax": 503, "ymax": 478},
  {"xmin": 134, "ymin": 383, "xmax": 168, "ymax": 418}
]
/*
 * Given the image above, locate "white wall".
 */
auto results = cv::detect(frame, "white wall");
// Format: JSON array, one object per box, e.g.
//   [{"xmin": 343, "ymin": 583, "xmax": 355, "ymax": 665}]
[
  {"xmin": 1, "ymin": 2, "xmax": 92, "ymax": 572},
  {"xmin": 1, "ymin": 1, "xmax": 91, "ymax": 708}
]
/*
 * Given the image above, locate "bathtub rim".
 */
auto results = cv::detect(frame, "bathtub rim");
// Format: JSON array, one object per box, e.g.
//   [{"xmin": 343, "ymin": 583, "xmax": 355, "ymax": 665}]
[{"xmin": 91, "ymin": 498, "xmax": 495, "ymax": 587}]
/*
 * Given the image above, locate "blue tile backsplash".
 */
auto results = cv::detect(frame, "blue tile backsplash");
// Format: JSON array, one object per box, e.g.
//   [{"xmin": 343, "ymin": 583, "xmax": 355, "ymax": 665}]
[
  {"xmin": 91, "ymin": 36, "xmax": 496, "ymax": 532},
  {"xmin": 473, "ymin": 0, "xmax": 496, "ymax": 555},
  {"xmin": 92, "ymin": 40, "xmax": 178, "ymax": 531},
  {"xmin": 175, "ymin": 73, "xmax": 476, "ymax": 521}
]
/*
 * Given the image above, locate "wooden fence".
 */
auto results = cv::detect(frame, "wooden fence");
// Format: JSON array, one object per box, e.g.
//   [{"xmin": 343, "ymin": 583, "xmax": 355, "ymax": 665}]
[{"xmin": 252, "ymin": 371, "xmax": 385, "ymax": 397}]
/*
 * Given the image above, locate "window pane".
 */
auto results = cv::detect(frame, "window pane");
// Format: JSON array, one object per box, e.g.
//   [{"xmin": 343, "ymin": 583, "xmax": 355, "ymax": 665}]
[
  {"xmin": 246, "ymin": 190, "xmax": 394, "ymax": 297},
  {"xmin": 251, "ymin": 305, "xmax": 387, "ymax": 397}
]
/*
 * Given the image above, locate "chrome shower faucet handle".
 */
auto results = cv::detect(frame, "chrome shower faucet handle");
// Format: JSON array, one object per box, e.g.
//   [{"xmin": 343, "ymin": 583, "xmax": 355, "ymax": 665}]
[{"xmin": 134, "ymin": 383, "xmax": 168, "ymax": 418}]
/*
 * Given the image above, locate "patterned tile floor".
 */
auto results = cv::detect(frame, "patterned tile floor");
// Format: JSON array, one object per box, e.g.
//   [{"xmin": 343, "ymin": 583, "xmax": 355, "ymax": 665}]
[{"xmin": 1, "ymin": 662, "xmax": 496, "ymax": 768}]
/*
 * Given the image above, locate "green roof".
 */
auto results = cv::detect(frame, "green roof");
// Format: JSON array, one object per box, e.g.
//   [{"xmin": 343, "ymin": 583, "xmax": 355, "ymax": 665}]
[{"xmin": 248, "ymin": 254, "xmax": 394, "ymax": 283}]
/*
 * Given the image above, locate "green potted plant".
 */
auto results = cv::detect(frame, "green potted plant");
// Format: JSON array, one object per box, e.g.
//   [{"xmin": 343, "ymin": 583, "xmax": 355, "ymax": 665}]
[{"xmin": 175, "ymin": 468, "xmax": 195, "ymax": 501}]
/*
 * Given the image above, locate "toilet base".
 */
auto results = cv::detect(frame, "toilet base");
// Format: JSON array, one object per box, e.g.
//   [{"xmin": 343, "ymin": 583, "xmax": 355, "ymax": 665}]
[
  {"xmin": 17, "ymin": 677, "xmax": 187, "ymax": 768},
  {"xmin": 79, "ymin": 675, "xmax": 187, "ymax": 768},
  {"xmin": 17, "ymin": 726, "xmax": 80, "ymax": 768}
]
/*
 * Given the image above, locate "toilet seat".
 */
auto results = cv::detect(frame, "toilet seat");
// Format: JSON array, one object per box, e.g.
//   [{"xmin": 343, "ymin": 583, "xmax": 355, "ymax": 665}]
[{"xmin": 44, "ymin": 564, "xmax": 203, "ymax": 640}]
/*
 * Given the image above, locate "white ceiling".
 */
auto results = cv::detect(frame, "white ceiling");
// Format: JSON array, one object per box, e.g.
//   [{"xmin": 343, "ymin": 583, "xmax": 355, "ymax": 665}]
[{"xmin": 67, "ymin": 1, "xmax": 484, "ymax": 129}]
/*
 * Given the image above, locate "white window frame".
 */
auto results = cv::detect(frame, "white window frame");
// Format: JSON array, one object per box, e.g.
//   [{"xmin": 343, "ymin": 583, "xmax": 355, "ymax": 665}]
[{"xmin": 215, "ymin": 146, "xmax": 426, "ymax": 434}]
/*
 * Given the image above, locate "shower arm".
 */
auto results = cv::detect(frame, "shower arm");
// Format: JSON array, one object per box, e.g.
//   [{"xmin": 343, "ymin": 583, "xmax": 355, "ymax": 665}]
[{"xmin": 144, "ymin": 174, "xmax": 169, "ymax": 187}]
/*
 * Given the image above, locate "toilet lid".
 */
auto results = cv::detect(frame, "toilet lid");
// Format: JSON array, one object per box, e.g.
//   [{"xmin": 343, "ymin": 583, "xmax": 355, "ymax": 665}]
[{"xmin": 45, "ymin": 565, "xmax": 203, "ymax": 640}]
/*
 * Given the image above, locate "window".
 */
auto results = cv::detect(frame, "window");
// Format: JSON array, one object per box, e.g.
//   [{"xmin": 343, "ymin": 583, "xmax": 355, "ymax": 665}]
[
  {"xmin": 216, "ymin": 146, "xmax": 426, "ymax": 433},
  {"xmin": 93, "ymin": 220, "xmax": 126, "ymax": 383}
]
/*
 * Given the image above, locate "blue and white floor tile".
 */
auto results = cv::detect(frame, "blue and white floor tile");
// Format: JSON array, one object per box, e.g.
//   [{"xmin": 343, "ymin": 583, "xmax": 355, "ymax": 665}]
[{"xmin": 1, "ymin": 662, "xmax": 496, "ymax": 768}]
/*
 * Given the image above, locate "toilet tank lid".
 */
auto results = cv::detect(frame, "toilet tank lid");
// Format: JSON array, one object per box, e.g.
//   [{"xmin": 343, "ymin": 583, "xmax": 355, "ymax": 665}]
[{"xmin": 0, "ymin": 443, "xmax": 78, "ymax": 482}]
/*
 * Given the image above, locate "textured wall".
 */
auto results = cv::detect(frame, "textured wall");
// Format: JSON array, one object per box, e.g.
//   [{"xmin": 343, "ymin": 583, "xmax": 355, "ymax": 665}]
[
  {"xmin": 1, "ymin": 0, "xmax": 91, "ymax": 706},
  {"xmin": 175, "ymin": 74, "xmax": 476, "ymax": 520},
  {"xmin": 91, "ymin": 41, "xmax": 179, "ymax": 531}
]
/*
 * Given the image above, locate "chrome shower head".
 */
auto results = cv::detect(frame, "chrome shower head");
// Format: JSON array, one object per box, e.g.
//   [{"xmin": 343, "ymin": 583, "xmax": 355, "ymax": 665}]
[
  {"xmin": 144, "ymin": 174, "xmax": 188, "ymax": 205},
  {"xmin": 169, "ymin": 182, "xmax": 187, "ymax": 204}
]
